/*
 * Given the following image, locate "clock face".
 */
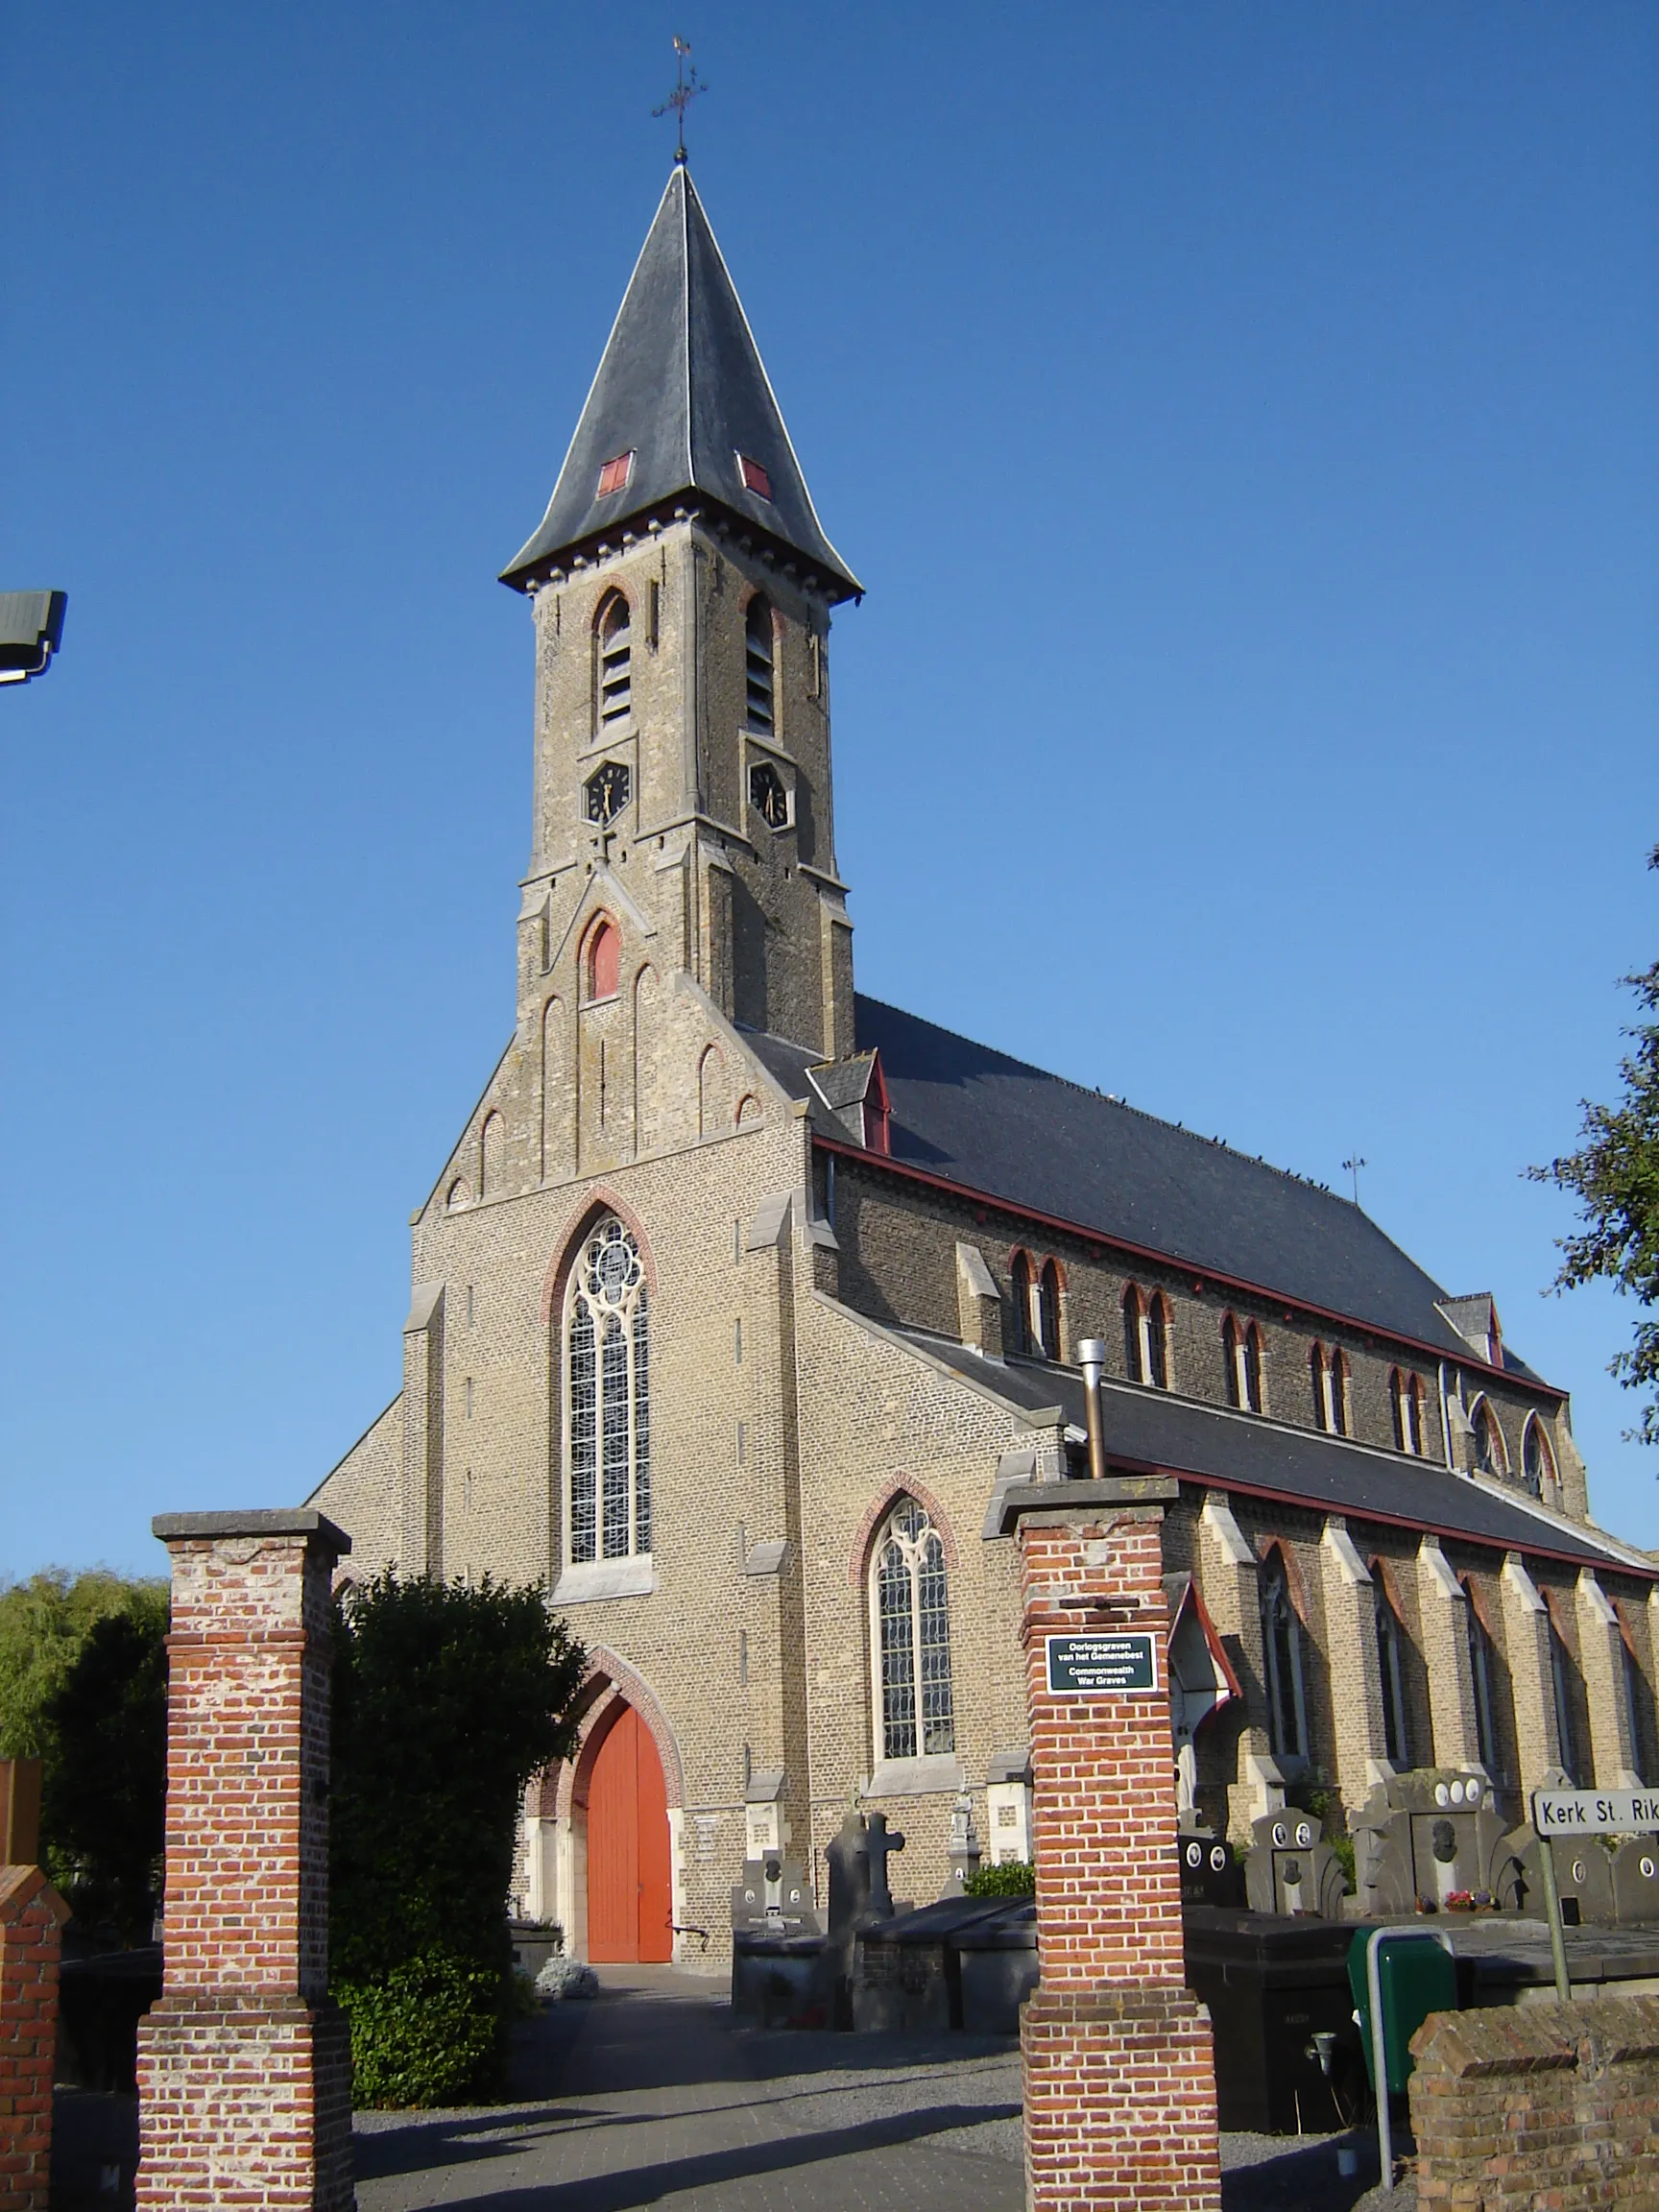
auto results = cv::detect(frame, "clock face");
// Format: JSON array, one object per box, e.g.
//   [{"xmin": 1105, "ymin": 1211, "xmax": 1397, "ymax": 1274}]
[
  {"xmin": 585, "ymin": 761, "xmax": 632, "ymax": 826},
  {"xmin": 749, "ymin": 760, "xmax": 789, "ymax": 830}
]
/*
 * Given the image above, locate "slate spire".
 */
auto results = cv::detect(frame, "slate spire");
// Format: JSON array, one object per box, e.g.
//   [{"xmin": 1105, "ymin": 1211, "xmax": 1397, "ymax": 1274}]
[{"xmin": 501, "ymin": 167, "xmax": 860, "ymax": 601}]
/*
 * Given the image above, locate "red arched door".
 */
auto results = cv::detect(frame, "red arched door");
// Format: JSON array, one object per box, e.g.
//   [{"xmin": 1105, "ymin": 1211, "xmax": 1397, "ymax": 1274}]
[{"xmin": 587, "ymin": 1703, "xmax": 671, "ymax": 1962}]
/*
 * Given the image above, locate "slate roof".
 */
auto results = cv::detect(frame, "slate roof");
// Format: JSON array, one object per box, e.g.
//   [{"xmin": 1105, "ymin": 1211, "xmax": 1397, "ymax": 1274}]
[
  {"xmin": 827, "ymin": 997, "xmax": 1552, "ymax": 1382},
  {"xmin": 501, "ymin": 165, "xmax": 859, "ymax": 600},
  {"xmin": 895, "ymin": 1331, "xmax": 1653, "ymax": 1578}
]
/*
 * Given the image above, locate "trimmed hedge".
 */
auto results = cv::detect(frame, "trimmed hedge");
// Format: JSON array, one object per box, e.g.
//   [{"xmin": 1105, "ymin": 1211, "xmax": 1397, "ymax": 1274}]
[{"xmin": 336, "ymin": 1952, "xmax": 501, "ymax": 2109}]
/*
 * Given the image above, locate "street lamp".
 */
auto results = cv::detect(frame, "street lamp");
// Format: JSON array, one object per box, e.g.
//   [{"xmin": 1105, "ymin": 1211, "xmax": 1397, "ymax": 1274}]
[{"xmin": 0, "ymin": 591, "xmax": 67, "ymax": 685}]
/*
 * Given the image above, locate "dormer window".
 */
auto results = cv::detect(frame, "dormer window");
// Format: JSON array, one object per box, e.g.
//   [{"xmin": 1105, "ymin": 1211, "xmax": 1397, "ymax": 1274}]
[
  {"xmin": 595, "ymin": 450, "xmax": 635, "ymax": 498},
  {"xmin": 745, "ymin": 597, "xmax": 774, "ymax": 733},
  {"xmin": 595, "ymin": 592, "xmax": 631, "ymax": 726},
  {"xmin": 737, "ymin": 453, "xmax": 772, "ymax": 499}
]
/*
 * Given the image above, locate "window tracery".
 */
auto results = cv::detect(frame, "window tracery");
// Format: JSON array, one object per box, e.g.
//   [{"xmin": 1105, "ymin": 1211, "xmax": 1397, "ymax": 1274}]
[
  {"xmin": 564, "ymin": 1214, "xmax": 651, "ymax": 1565},
  {"xmin": 870, "ymin": 1495, "xmax": 955, "ymax": 1762}
]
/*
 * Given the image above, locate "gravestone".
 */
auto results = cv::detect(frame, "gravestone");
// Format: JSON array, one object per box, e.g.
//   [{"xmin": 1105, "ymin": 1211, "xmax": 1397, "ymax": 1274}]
[
  {"xmin": 1351, "ymin": 1770, "xmax": 1507, "ymax": 1916},
  {"xmin": 1242, "ymin": 1810, "xmax": 1349, "ymax": 1918}
]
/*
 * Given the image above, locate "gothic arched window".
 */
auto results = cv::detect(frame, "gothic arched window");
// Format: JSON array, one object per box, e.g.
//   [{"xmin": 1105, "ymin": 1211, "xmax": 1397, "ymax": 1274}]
[
  {"xmin": 585, "ymin": 916, "xmax": 620, "ymax": 1001},
  {"xmin": 1471, "ymin": 1398, "xmax": 1506, "ymax": 1479},
  {"xmin": 1259, "ymin": 1554, "xmax": 1307, "ymax": 1764},
  {"xmin": 1036, "ymin": 1260, "xmax": 1062, "ymax": 1360},
  {"xmin": 870, "ymin": 1496, "xmax": 955, "ymax": 1762},
  {"xmin": 1462, "ymin": 1578, "xmax": 1500, "ymax": 1774},
  {"xmin": 1374, "ymin": 1579, "xmax": 1410, "ymax": 1767},
  {"xmin": 1124, "ymin": 1285, "xmax": 1169, "ymax": 1389},
  {"xmin": 1225, "ymin": 1316, "xmax": 1264, "ymax": 1412},
  {"xmin": 1122, "ymin": 1283, "xmax": 1145, "ymax": 1382},
  {"xmin": 1548, "ymin": 1605, "xmax": 1584, "ymax": 1786},
  {"xmin": 1010, "ymin": 1251, "xmax": 1033, "ymax": 1355},
  {"xmin": 564, "ymin": 1214, "xmax": 651, "ymax": 1565},
  {"xmin": 745, "ymin": 596, "xmax": 775, "ymax": 734},
  {"xmin": 1391, "ymin": 1368, "xmax": 1426, "ymax": 1455},
  {"xmin": 595, "ymin": 591, "xmax": 632, "ymax": 727},
  {"xmin": 1522, "ymin": 1415, "xmax": 1556, "ymax": 1503}
]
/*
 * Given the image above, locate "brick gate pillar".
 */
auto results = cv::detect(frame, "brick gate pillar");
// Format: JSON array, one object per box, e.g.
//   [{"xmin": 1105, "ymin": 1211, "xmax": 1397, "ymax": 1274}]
[
  {"xmin": 1006, "ymin": 1479, "xmax": 1222, "ymax": 2212},
  {"xmin": 137, "ymin": 1510, "xmax": 353, "ymax": 2212}
]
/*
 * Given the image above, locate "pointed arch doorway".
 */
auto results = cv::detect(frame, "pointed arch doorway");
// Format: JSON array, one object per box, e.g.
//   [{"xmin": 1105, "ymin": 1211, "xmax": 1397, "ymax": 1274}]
[{"xmin": 586, "ymin": 1702, "xmax": 672, "ymax": 1962}]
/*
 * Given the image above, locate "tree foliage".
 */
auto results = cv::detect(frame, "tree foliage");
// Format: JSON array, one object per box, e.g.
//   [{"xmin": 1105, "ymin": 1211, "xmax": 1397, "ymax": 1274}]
[
  {"xmin": 0, "ymin": 1569, "xmax": 165, "ymax": 1761},
  {"xmin": 0, "ymin": 1571, "xmax": 169, "ymax": 1939},
  {"xmin": 42, "ymin": 1601, "xmax": 170, "ymax": 1938},
  {"xmin": 1530, "ymin": 844, "xmax": 1659, "ymax": 1451},
  {"xmin": 329, "ymin": 1570, "xmax": 586, "ymax": 2103}
]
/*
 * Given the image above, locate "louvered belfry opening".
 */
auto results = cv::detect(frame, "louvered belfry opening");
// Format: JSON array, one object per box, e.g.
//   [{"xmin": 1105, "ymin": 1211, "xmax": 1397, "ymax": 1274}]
[
  {"xmin": 597, "ymin": 593, "xmax": 631, "ymax": 726},
  {"xmin": 744, "ymin": 597, "xmax": 774, "ymax": 733}
]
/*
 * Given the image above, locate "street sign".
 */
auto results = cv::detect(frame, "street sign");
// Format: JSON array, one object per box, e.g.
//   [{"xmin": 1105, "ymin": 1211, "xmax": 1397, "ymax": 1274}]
[
  {"xmin": 1045, "ymin": 1632, "xmax": 1158, "ymax": 1695},
  {"xmin": 1534, "ymin": 1789, "xmax": 1659, "ymax": 1835}
]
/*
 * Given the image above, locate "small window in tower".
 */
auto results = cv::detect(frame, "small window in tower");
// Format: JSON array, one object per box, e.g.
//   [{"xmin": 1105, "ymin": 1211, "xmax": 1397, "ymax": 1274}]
[
  {"xmin": 745, "ymin": 597, "xmax": 775, "ymax": 734},
  {"xmin": 737, "ymin": 453, "xmax": 772, "ymax": 499},
  {"xmin": 596, "ymin": 450, "xmax": 635, "ymax": 498},
  {"xmin": 595, "ymin": 592, "xmax": 632, "ymax": 726},
  {"xmin": 749, "ymin": 760, "xmax": 789, "ymax": 830}
]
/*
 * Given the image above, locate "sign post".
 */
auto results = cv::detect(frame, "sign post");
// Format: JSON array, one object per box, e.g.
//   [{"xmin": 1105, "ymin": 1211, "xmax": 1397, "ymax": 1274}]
[{"xmin": 1529, "ymin": 1789, "xmax": 1659, "ymax": 2007}]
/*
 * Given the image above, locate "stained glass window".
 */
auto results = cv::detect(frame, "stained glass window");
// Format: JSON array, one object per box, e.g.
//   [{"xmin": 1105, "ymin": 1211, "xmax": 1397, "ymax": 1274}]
[
  {"xmin": 564, "ymin": 1214, "xmax": 651, "ymax": 1563},
  {"xmin": 872, "ymin": 1496, "xmax": 955, "ymax": 1762}
]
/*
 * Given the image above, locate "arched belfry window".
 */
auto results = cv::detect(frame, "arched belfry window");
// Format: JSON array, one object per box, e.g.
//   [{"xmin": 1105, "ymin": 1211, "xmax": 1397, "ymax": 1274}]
[
  {"xmin": 745, "ymin": 596, "xmax": 775, "ymax": 734},
  {"xmin": 564, "ymin": 1214, "xmax": 651, "ymax": 1564},
  {"xmin": 870, "ymin": 1496, "xmax": 955, "ymax": 1763},
  {"xmin": 595, "ymin": 592, "xmax": 631, "ymax": 727},
  {"xmin": 1259, "ymin": 1552, "xmax": 1307, "ymax": 1765}
]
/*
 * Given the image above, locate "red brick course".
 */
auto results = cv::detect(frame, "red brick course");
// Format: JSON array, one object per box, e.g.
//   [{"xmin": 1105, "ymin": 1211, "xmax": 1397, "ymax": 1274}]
[
  {"xmin": 1017, "ymin": 1503, "xmax": 1222, "ymax": 2211},
  {"xmin": 137, "ymin": 1516, "xmax": 353, "ymax": 2211},
  {"xmin": 1409, "ymin": 1994, "xmax": 1659, "ymax": 2210},
  {"xmin": 0, "ymin": 1864, "xmax": 70, "ymax": 2212}
]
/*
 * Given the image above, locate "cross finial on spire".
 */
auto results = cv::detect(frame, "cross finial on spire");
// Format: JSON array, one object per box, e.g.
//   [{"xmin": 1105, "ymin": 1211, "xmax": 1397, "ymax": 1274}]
[{"xmin": 652, "ymin": 36, "xmax": 708, "ymax": 165}]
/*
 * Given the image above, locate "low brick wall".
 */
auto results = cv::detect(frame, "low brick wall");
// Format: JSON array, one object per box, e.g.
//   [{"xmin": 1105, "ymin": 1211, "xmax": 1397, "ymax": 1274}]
[
  {"xmin": 1409, "ymin": 1993, "xmax": 1659, "ymax": 2210},
  {"xmin": 0, "ymin": 1863, "xmax": 70, "ymax": 2212}
]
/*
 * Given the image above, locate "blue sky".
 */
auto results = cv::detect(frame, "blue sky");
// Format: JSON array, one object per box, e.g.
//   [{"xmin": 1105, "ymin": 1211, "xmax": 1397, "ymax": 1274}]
[{"xmin": 4, "ymin": 5, "xmax": 1656, "ymax": 1576}]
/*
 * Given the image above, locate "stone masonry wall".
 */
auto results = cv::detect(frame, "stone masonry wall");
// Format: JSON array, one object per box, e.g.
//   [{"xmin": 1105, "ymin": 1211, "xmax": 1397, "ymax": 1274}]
[{"xmin": 1410, "ymin": 1994, "xmax": 1659, "ymax": 2210}]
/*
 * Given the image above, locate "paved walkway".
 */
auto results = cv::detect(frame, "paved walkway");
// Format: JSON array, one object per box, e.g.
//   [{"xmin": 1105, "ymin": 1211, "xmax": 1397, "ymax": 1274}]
[
  {"xmin": 352, "ymin": 1965, "xmax": 1392, "ymax": 2212},
  {"xmin": 353, "ymin": 1965, "xmax": 1026, "ymax": 2211}
]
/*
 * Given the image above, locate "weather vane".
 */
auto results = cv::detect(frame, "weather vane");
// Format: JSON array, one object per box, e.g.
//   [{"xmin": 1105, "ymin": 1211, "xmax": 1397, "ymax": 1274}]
[
  {"xmin": 653, "ymin": 36, "xmax": 708, "ymax": 164},
  {"xmin": 1342, "ymin": 1154, "xmax": 1368, "ymax": 1206}
]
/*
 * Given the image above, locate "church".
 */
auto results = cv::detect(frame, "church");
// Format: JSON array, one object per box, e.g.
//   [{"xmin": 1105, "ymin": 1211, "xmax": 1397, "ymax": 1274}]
[{"xmin": 312, "ymin": 159, "xmax": 1659, "ymax": 1968}]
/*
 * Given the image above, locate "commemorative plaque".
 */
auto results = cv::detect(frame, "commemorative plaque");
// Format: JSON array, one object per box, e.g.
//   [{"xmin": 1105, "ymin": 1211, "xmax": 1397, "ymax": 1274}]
[{"xmin": 1045, "ymin": 1631, "xmax": 1158, "ymax": 1695}]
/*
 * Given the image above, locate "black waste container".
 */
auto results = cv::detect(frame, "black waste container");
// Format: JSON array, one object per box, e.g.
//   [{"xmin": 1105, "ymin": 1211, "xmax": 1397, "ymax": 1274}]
[{"xmin": 1182, "ymin": 1907, "xmax": 1366, "ymax": 2134}]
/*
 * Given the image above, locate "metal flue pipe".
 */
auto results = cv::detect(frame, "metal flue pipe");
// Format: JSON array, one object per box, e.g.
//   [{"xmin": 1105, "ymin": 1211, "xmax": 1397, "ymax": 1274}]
[{"xmin": 1077, "ymin": 1337, "xmax": 1108, "ymax": 1483}]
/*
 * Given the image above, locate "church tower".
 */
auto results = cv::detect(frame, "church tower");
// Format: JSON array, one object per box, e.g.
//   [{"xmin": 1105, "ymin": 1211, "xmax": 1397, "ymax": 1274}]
[{"xmin": 497, "ymin": 161, "xmax": 862, "ymax": 1186}]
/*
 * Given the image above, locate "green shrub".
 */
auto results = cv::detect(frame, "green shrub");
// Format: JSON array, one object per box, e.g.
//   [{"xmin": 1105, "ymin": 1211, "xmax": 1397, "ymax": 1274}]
[
  {"xmin": 337, "ymin": 1952, "xmax": 502, "ymax": 2108},
  {"xmin": 963, "ymin": 1859, "xmax": 1036, "ymax": 1897}
]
